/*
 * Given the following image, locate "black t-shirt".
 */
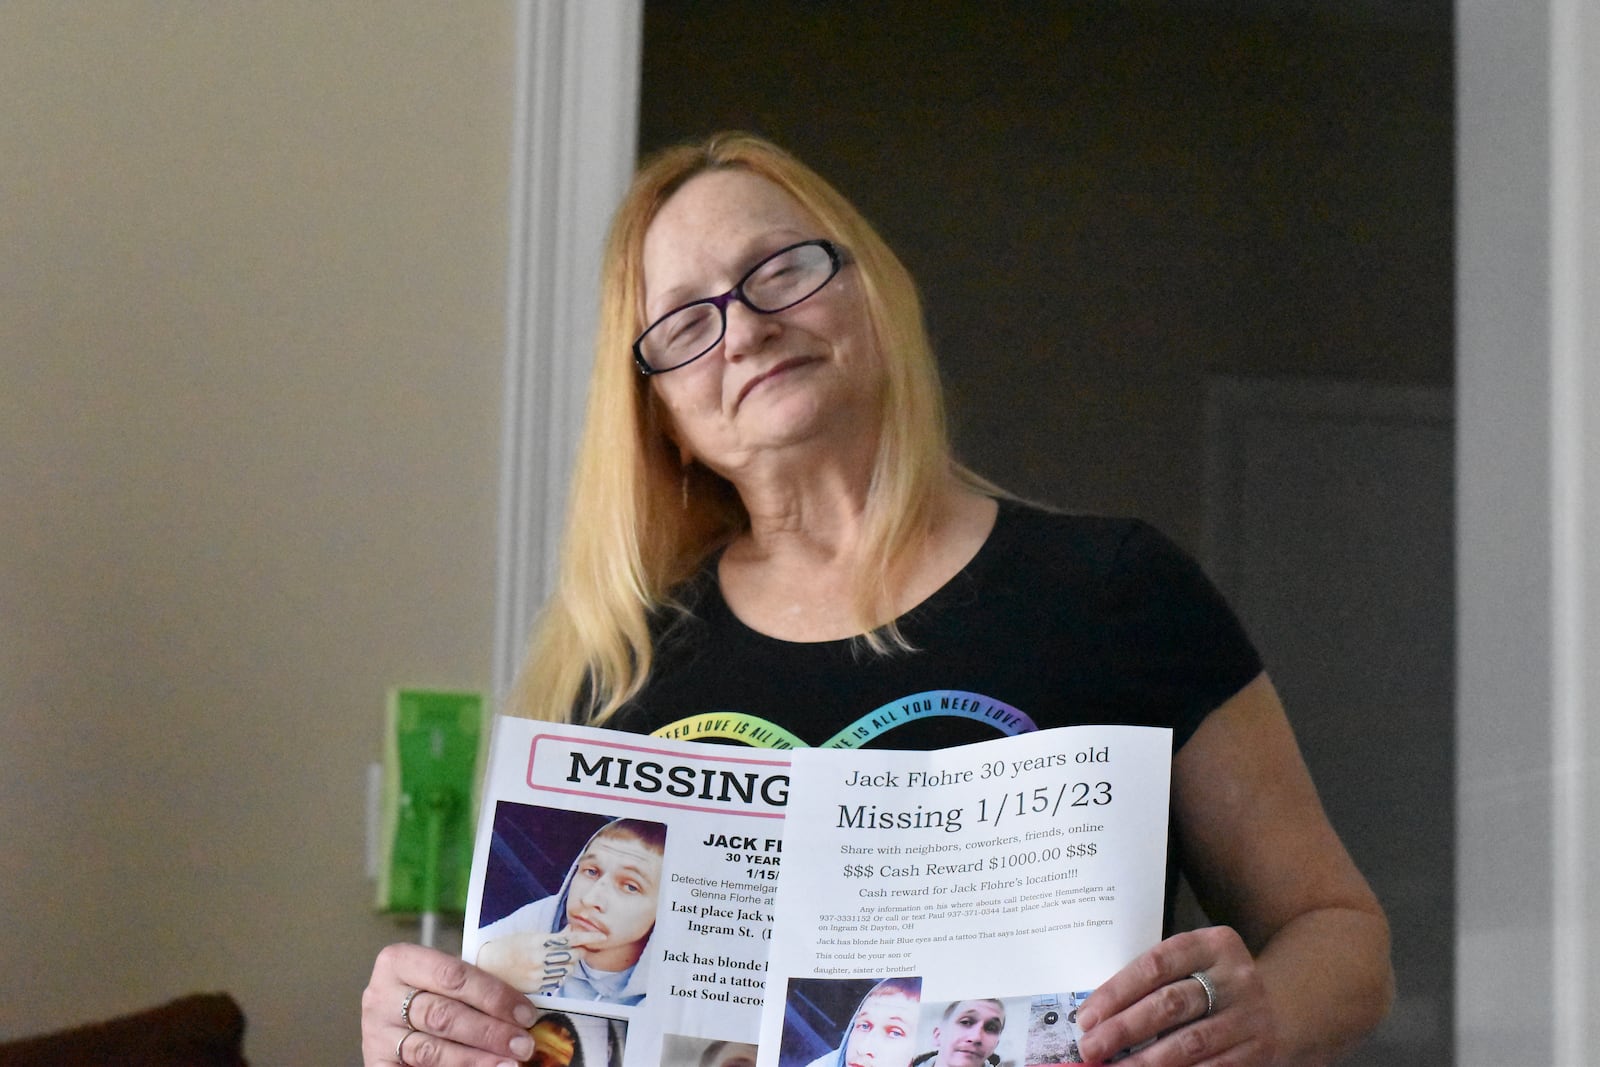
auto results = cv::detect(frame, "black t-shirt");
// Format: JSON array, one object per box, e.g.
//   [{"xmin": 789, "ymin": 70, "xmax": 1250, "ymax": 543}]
[
  {"xmin": 603, "ymin": 500, "xmax": 1263, "ymax": 930},
  {"xmin": 606, "ymin": 500, "xmax": 1261, "ymax": 754}
]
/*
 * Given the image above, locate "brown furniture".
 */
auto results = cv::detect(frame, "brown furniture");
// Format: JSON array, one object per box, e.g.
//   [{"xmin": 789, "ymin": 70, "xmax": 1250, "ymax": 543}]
[{"xmin": 0, "ymin": 993, "xmax": 247, "ymax": 1067}]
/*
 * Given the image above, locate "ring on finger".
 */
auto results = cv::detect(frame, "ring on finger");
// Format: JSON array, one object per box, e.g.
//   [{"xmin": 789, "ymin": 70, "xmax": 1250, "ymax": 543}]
[
  {"xmin": 400, "ymin": 987, "xmax": 421, "ymax": 1031},
  {"xmin": 396, "ymin": 1028, "xmax": 420, "ymax": 1065},
  {"xmin": 1188, "ymin": 970, "xmax": 1218, "ymax": 1018}
]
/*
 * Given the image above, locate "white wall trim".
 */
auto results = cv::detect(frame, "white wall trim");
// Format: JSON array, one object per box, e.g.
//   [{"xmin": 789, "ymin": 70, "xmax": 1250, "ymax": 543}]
[
  {"xmin": 1549, "ymin": 0, "xmax": 1594, "ymax": 1058},
  {"xmin": 1457, "ymin": 4, "xmax": 1555, "ymax": 1061},
  {"xmin": 1459, "ymin": 0, "xmax": 1599, "ymax": 1060},
  {"xmin": 493, "ymin": 0, "xmax": 642, "ymax": 702}
]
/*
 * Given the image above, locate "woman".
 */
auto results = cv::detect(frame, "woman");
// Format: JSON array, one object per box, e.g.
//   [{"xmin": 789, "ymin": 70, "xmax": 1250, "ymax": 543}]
[
  {"xmin": 919, "ymin": 1000, "xmax": 1005, "ymax": 1067},
  {"xmin": 474, "ymin": 818, "xmax": 664, "ymax": 1005},
  {"xmin": 802, "ymin": 978, "xmax": 922, "ymax": 1067},
  {"xmin": 361, "ymin": 132, "xmax": 1392, "ymax": 1067}
]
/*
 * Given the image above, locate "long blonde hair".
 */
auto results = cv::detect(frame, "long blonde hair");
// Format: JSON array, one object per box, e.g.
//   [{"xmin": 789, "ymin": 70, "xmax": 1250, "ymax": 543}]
[{"xmin": 507, "ymin": 132, "xmax": 968, "ymax": 723}]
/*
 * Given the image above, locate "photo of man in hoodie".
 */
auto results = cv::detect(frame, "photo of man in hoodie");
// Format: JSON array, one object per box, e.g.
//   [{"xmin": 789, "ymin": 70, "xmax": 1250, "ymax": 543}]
[{"xmin": 476, "ymin": 811, "xmax": 667, "ymax": 1006}]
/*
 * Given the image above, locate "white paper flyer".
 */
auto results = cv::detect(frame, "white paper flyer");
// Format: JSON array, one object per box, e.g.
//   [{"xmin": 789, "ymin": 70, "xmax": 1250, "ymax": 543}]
[
  {"xmin": 755, "ymin": 726, "xmax": 1171, "ymax": 1067},
  {"xmin": 462, "ymin": 718, "xmax": 1170, "ymax": 1067},
  {"xmin": 463, "ymin": 719, "xmax": 790, "ymax": 1067}
]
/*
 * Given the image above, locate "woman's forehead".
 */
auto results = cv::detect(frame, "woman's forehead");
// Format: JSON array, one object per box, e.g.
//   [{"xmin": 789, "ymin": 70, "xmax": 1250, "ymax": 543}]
[
  {"xmin": 653, "ymin": 168, "xmax": 810, "ymax": 234},
  {"xmin": 641, "ymin": 171, "xmax": 818, "ymax": 295}
]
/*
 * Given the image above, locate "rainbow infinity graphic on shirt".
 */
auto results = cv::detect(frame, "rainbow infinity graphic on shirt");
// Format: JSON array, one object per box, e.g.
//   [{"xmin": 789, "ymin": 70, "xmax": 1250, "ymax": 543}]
[{"xmin": 648, "ymin": 689, "xmax": 1038, "ymax": 750}]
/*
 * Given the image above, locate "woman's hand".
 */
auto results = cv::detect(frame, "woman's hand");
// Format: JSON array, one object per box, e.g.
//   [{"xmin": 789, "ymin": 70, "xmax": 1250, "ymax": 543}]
[
  {"xmin": 1075, "ymin": 674, "xmax": 1391, "ymax": 1067},
  {"xmin": 476, "ymin": 926, "xmax": 607, "ymax": 993},
  {"xmin": 1075, "ymin": 926, "xmax": 1276, "ymax": 1066},
  {"xmin": 361, "ymin": 942, "xmax": 538, "ymax": 1067}
]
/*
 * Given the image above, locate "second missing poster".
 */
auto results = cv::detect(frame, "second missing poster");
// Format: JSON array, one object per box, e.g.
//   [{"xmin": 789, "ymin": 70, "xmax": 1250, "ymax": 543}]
[
  {"xmin": 756, "ymin": 727, "xmax": 1171, "ymax": 1067},
  {"xmin": 461, "ymin": 718, "xmax": 1171, "ymax": 1067}
]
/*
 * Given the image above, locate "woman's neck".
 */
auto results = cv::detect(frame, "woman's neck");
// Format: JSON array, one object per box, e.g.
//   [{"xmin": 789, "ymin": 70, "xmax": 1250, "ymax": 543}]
[{"xmin": 716, "ymin": 477, "xmax": 997, "ymax": 643}]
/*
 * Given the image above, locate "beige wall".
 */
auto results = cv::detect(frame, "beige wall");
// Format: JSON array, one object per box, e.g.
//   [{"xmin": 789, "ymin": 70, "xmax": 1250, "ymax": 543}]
[{"xmin": 0, "ymin": 3, "xmax": 515, "ymax": 1061}]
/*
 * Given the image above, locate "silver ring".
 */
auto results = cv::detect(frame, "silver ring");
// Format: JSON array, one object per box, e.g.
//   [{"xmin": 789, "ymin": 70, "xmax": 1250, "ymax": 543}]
[
  {"xmin": 400, "ymin": 987, "xmax": 421, "ymax": 1031},
  {"xmin": 1188, "ymin": 970, "xmax": 1218, "ymax": 1018},
  {"xmin": 396, "ymin": 1028, "xmax": 419, "ymax": 1064}
]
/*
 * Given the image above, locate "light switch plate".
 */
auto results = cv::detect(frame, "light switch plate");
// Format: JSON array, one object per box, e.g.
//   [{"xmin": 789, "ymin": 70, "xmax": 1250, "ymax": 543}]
[{"xmin": 375, "ymin": 688, "xmax": 483, "ymax": 915}]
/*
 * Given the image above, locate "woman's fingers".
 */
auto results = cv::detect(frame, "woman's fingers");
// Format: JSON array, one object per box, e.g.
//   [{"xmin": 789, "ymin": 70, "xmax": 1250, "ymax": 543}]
[
  {"xmin": 362, "ymin": 943, "xmax": 537, "ymax": 1067},
  {"xmin": 389, "ymin": 1027, "xmax": 527, "ymax": 1067},
  {"xmin": 1078, "ymin": 929, "xmax": 1222, "ymax": 1031},
  {"xmin": 1094, "ymin": 1010, "xmax": 1270, "ymax": 1067},
  {"xmin": 1075, "ymin": 927, "xmax": 1275, "ymax": 1066},
  {"xmin": 386, "ymin": 942, "xmax": 537, "ymax": 1021}
]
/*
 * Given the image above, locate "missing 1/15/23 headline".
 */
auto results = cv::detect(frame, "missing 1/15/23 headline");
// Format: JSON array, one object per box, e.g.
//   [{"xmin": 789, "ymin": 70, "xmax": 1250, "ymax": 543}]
[{"xmin": 834, "ymin": 779, "xmax": 1113, "ymax": 835}]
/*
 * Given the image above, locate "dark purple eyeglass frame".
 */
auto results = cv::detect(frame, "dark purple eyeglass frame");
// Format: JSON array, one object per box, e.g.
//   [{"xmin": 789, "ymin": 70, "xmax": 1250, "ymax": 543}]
[{"xmin": 631, "ymin": 238, "xmax": 845, "ymax": 376}]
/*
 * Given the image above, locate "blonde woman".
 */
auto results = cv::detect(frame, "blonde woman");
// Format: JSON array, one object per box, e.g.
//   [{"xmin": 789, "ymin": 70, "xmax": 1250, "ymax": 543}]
[{"xmin": 361, "ymin": 133, "xmax": 1391, "ymax": 1067}]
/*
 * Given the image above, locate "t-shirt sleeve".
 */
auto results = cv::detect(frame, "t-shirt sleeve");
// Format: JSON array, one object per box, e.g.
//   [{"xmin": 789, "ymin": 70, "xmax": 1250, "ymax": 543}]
[{"xmin": 1094, "ymin": 520, "xmax": 1264, "ymax": 750}]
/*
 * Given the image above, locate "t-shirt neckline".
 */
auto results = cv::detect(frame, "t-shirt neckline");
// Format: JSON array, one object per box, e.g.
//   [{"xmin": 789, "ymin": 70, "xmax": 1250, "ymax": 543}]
[{"xmin": 702, "ymin": 497, "xmax": 1018, "ymax": 651}]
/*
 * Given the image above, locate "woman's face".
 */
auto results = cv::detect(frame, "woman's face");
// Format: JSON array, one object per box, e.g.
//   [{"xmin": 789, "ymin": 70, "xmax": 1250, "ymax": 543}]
[
  {"xmin": 843, "ymin": 990, "xmax": 918, "ymax": 1067},
  {"xmin": 932, "ymin": 1001, "xmax": 1005, "ymax": 1067},
  {"xmin": 639, "ymin": 168, "xmax": 882, "ymax": 481},
  {"xmin": 565, "ymin": 833, "xmax": 662, "ymax": 967}
]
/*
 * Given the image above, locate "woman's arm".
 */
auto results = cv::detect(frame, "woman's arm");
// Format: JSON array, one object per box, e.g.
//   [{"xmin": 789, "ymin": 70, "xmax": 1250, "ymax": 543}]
[{"xmin": 1076, "ymin": 673, "xmax": 1393, "ymax": 1066}]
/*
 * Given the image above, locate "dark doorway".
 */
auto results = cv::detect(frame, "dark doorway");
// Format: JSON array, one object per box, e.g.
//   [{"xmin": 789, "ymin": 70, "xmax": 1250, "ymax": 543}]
[{"xmin": 639, "ymin": 4, "xmax": 1454, "ymax": 1060}]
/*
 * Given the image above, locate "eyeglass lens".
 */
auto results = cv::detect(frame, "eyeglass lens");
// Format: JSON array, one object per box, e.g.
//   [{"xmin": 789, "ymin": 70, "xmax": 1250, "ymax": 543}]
[{"xmin": 636, "ymin": 241, "xmax": 838, "ymax": 373}]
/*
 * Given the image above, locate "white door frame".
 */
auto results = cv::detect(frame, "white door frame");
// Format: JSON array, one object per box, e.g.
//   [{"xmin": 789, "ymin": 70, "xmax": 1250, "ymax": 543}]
[
  {"xmin": 492, "ymin": 0, "xmax": 642, "ymax": 700},
  {"xmin": 1458, "ymin": 1, "xmax": 1599, "ymax": 1061}
]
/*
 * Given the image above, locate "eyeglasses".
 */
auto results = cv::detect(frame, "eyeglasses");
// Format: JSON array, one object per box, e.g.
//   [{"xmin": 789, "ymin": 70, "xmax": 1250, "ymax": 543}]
[{"xmin": 632, "ymin": 239, "xmax": 845, "ymax": 375}]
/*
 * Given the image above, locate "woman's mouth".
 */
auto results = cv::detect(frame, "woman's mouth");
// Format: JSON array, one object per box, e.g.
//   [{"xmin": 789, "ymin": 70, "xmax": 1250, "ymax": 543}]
[{"xmin": 736, "ymin": 356, "xmax": 815, "ymax": 408}]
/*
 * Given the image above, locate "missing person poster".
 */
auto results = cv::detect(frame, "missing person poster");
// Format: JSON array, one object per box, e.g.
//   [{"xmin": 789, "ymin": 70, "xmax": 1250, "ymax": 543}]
[
  {"xmin": 755, "ymin": 727, "xmax": 1171, "ymax": 1067},
  {"xmin": 462, "ymin": 718, "xmax": 1170, "ymax": 1067},
  {"xmin": 463, "ymin": 720, "xmax": 788, "ymax": 1067}
]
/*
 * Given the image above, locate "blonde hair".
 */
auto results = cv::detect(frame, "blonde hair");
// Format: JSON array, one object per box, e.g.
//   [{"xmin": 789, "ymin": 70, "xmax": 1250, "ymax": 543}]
[{"xmin": 507, "ymin": 132, "xmax": 972, "ymax": 723}]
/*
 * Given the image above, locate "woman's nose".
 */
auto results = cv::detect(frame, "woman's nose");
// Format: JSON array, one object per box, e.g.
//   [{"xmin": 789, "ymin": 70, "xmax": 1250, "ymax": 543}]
[{"xmin": 721, "ymin": 300, "xmax": 777, "ymax": 361}]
